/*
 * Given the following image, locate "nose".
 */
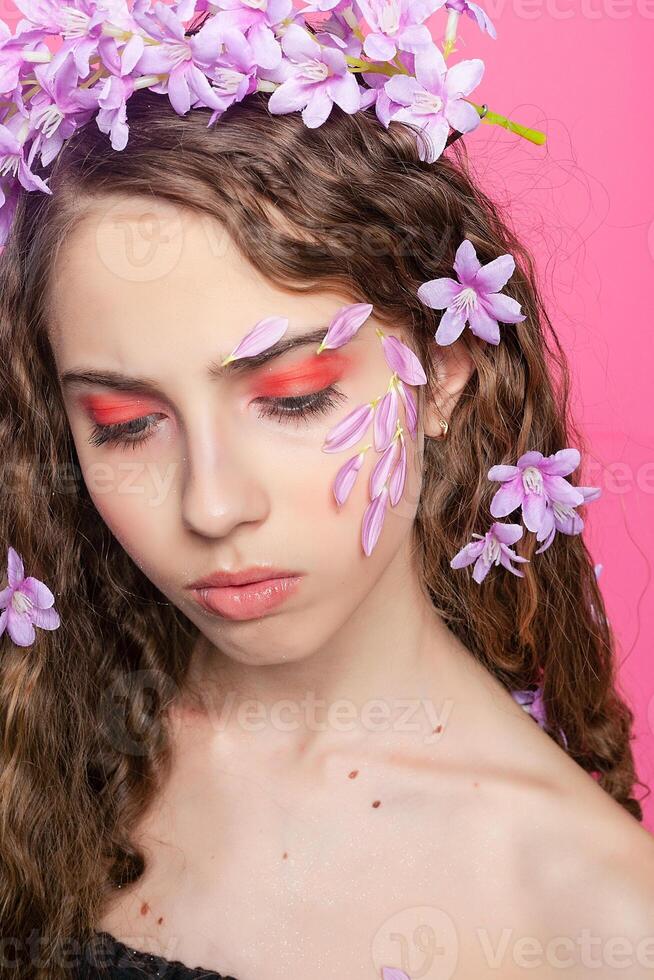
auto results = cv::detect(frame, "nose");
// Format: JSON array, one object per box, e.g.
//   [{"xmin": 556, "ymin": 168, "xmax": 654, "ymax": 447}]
[{"xmin": 180, "ymin": 418, "xmax": 269, "ymax": 539}]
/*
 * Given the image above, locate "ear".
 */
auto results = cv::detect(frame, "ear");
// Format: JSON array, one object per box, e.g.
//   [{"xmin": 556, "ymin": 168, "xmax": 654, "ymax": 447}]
[{"xmin": 421, "ymin": 338, "xmax": 475, "ymax": 438}]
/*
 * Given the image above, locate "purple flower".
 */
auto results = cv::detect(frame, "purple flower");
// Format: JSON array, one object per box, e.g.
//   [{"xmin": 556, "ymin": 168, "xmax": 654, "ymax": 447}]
[
  {"xmin": 210, "ymin": 0, "xmax": 292, "ymax": 70},
  {"xmin": 0, "ymin": 547, "xmax": 61, "ymax": 647},
  {"xmin": 450, "ymin": 521, "xmax": 529, "ymax": 583},
  {"xmin": 0, "ymin": 112, "xmax": 52, "ymax": 197},
  {"xmin": 267, "ymin": 23, "xmax": 361, "ymax": 128},
  {"xmin": 130, "ymin": 0, "xmax": 234, "ymax": 115},
  {"xmin": 383, "ymin": 43, "xmax": 484, "ymax": 163},
  {"xmin": 443, "ymin": 0, "xmax": 496, "ymax": 57},
  {"xmin": 511, "ymin": 687, "xmax": 547, "ymax": 728},
  {"xmin": 28, "ymin": 51, "xmax": 103, "ymax": 163},
  {"xmin": 417, "ymin": 238, "xmax": 525, "ymax": 345},
  {"xmin": 355, "ymin": 0, "xmax": 447, "ymax": 62},
  {"xmin": 511, "ymin": 686, "xmax": 569, "ymax": 750},
  {"xmin": 488, "ymin": 448, "xmax": 586, "ymax": 539},
  {"xmin": 534, "ymin": 484, "xmax": 602, "ymax": 554}
]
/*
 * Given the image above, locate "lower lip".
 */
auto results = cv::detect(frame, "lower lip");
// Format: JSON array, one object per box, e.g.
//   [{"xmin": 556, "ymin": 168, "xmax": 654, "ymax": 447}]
[{"xmin": 190, "ymin": 576, "xmax": 302, "ymax": 621}]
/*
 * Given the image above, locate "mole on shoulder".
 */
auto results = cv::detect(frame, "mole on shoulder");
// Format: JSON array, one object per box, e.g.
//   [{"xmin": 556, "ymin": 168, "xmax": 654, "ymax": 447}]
[
  {"xmin": 140, "ymin": 902, "xmax": 150, "ymax": 916},
  {"xmin": 282, "ymin": 851, "xmax": 288, "ymax": 859},
  {"xmin": 157, "ymin": 917, "xmax": 164, "ymax": 925},
  {"xmin": 348, "ymin": 769, "xmax": 359, "ymax": 779},
  {"xmin": 371, "ymin": 800, "xmax": 381, "ymax": 808},
  {"xmin": 433, "ymin": 725, "xmax": 443, "ymax": 733}
]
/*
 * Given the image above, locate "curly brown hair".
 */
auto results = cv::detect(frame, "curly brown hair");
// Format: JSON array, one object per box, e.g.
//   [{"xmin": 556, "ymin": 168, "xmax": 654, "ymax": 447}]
[{"xmin": 0, "ymin": 88, "xmax": 647, "ymax": 977}]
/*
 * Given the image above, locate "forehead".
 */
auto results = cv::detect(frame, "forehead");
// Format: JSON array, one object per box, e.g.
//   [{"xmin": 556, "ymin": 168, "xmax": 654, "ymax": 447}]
[{"xmin": 46, "ymin": 195, "xmax": 356, "ymax": 371}]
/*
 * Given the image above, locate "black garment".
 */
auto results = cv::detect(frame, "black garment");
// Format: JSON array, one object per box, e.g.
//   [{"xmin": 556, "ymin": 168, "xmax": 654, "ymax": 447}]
[{"xmin": 73, "ymin": 930, "xmax": 239, "ymax": 979}]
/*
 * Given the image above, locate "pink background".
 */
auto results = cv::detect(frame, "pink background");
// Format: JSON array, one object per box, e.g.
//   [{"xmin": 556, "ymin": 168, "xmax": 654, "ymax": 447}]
[
  {"xmin": 2, "ymin": 0, "xmax": 652, "ymax": 827},
  {"xmin": 426, "ymin": 0, "xmax": 654, "ymax": 826}
]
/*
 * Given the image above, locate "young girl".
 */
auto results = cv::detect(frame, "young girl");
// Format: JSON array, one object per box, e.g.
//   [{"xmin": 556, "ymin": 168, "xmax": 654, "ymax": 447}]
[{"xmin": 1, "ymin": 53, "xmax": 653, "ymax": 980}]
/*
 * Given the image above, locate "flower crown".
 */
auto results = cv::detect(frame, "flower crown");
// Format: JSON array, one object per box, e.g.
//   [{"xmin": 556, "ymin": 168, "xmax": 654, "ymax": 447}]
[{"xmin": 0, "ymin": 0, "xmax": 546, "ymax": 244}]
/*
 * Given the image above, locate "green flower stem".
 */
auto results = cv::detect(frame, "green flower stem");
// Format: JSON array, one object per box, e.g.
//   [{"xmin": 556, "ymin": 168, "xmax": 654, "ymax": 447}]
[
  {"xmin": 345, "ymin": 56, "xmax": 406, "ymax": 76},
  {"xmin": 467, "ymin": 100, "xmax": 546, "ymax": 145}
]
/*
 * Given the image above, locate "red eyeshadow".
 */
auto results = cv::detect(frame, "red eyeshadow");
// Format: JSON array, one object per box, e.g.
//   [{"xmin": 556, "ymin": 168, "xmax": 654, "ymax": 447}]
[
  {"xmin": 79, "ymin": 394, "xmax": 162, "ymax": 425},
  {"xmin": 253, "ymin": 352, "xmax": 351, "ymax": 398}
]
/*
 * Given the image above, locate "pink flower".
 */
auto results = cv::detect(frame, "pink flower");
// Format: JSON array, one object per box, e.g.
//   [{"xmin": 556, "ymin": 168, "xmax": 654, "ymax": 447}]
[
  {"xmin": 0, "ymin": 547, "xmax": 61, "ymax": 647},
  {"xmin": 417, "ymin": 238, "xmax": 525, "ymax": 345},
  {"xmin": 450, "ymin": 521, "xmax": 529, "ymax": 583}
]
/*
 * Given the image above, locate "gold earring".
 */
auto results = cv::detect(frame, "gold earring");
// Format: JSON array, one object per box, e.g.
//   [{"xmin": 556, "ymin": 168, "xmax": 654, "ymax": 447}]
[{"xmin": 437, "ymin": 418, "xmax": 449, "ymax": 439}]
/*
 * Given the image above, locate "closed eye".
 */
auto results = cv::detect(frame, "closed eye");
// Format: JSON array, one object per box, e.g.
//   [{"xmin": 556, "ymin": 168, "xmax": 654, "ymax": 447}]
[{"xmin": 86, "ymin": 385, "xmax": 348, "ymax": 449}]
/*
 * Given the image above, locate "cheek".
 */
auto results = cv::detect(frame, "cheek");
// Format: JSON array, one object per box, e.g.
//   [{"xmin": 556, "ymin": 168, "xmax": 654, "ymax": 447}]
[{"xmin": 78, "ymin": 452, "xmax": 176, "ymax": 567}]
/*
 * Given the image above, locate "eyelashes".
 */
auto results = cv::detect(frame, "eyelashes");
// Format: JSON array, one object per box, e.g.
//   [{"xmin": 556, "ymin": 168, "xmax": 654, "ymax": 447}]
[{"xmin": 87, "ymin": 385, "xmax": 348, "ymax": 450}]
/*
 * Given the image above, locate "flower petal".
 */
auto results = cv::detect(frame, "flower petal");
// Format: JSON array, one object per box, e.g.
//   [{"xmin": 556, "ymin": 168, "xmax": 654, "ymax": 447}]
[
  {"xmin": 224, "ymin": 315, "xmax": 289, "ymax": 362},
  {"xmin": 472, "ymin": 554, "xmax": 492, "ymax": 583},
  {"xmin": 333, "ymin": 451, "xmax": 366, "ymax": 506},
  {"xmin": 444, "ymin": 57, "xmax": 484, "ymax": 98},
  {"xmin": 389, "ymin": 437, "xmax": 407, "ymax": 505},
  {"xmin": 380, "ymin": 335, "xmax": 427, "ymax": 386},
  {"xmin": 490, "ymin": 478, "xmax": 524, "ymax": 518},
  {"xmin": 7, "ymin": 546, "xmax": 24, "ymax": 588},
  {"xmin": 318, "ymin": 302, "xmax": 373, "ymax": 351},
  {"xmin": 370, "ymin": 439, "xmax": 400, "ymax": 498},
  {"xmin": 541, "ymin": 474, "xmax": 585, "ymax": 507},
  {"xmin": 473, "ymin": 253, "xmax": 515, "ymax": 294},
  {"xmin": 416, "ymin": 276, "xmax": 461, "ymax": 310},
  {"xmin": 323, "ymin": 403, "xmax": 374, "ymax": 452},
  {"xmin": 479, "ymin": 291, "xmax": 525, "ymax": 324},
  {"xmin": 373, "ymin": 386, "xmax": 399, "ymax": 451},
  {"xmin": 434, "ymin": 305, "xmax": 466, "ymax": 345},
  {"xmin": 31, "ymin": 605, "xmax": 61, "ymax": 630},
  {"xmin": 467, "ymin": 303, "xmax": 501, "ymax": 344},
  {"xmin": 539, "ymin": 447, "xmax": 581, "ymax": 477},
  {"xmin": 21, "ymin": 575, "xmax": 55, "ymax": 608},
  {"xmin": 6, "ymin": 608, "xmax": 36, "ymax": 646},
  {"xmin": 491, "ymin": 521, "xmax": 524, "ymax": 546},
  {"xmin": 397, "ymin": 380, "xmax": 418, "ymax": 439},
  {"xmin": 522, "ymin": 491, "xmax": 547, "ymax": 533},
  {"xmin": 453, "ymin": 239, "xmax": 481, "ymax": 283},
  {"xmin": 488, "ymin": 464, "xmax": 520, "ymax": 483},
  {"xmin": 450, "ymin": 539, "xmax": 485, "ymax": 568},
  {"xmin": 362, "ymin": 486, "xmax": 389, "ymax": 556}
]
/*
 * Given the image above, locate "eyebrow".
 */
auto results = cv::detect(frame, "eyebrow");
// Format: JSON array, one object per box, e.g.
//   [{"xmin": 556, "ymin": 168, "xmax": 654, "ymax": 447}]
[{"xmin": 59, "ymin": 327, "xmax": 330, "ymax": 394}]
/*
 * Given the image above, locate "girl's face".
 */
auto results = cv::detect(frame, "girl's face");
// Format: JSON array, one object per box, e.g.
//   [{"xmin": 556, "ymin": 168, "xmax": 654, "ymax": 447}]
[{"xmin": 47, "ymin": 196, "xmax": 430, "ymax": 664}]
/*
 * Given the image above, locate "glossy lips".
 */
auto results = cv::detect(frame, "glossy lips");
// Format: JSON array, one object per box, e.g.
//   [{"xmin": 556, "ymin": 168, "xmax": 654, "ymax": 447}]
[{"xmin": 187, "ymin": 567, "xmax": 302, "ymax": 621}]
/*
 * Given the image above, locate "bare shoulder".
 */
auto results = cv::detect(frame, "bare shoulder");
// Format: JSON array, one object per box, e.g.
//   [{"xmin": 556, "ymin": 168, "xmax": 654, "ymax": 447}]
[{"xmin": 504, "ymin": 749, "xmax": 654, "ymax": 964}]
